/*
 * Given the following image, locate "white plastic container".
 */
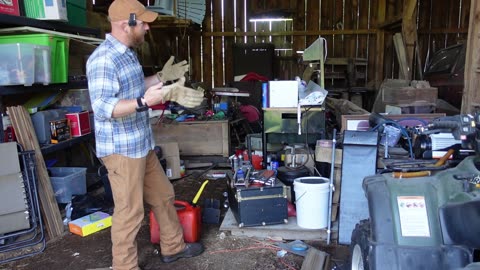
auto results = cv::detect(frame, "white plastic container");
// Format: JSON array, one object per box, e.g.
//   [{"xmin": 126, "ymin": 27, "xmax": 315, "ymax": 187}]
[
  {"xmin": 0, "ymin": 43, "xmax": 50, "ymax": 86},
  {"xmin": 293, "ymin": 176, "xmax": 330, "ymax": 229}
]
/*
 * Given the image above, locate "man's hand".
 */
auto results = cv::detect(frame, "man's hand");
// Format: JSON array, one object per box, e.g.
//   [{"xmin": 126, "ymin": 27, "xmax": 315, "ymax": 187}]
[
  {"xmin": 157, "ymin": 56, "xmax": 189, "ymax": 83},
  {"xmin": 159, "ymin": 77, "xmax": 204, "ymax": 108}
]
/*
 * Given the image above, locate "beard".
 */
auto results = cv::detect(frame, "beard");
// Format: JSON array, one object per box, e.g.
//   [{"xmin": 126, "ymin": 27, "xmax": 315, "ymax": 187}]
[{"xmin": 129, "ymin": 29, "xmax": 145, "ymax": 48}]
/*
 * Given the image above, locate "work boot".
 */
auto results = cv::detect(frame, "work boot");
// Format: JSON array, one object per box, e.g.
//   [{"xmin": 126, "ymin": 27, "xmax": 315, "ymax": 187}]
[{"xmin": 160, "ymin": 243, "xmax": 204, "ymax": 263}]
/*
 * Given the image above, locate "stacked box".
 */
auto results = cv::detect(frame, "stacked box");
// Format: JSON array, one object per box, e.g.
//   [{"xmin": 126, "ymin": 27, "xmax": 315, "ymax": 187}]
[
  {"xmin": 0, "ymin": 34, "xmax": 69, "ymax": 83},
  {"xmin": 24, "ymin": 0, "xmax": 68, "ymax": 21}
]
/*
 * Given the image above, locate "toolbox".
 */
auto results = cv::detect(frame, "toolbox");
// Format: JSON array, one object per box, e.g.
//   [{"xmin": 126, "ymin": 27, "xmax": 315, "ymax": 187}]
[{"xmin": 227, "ymin": 176, "xmax": 288, "ymax": 227}]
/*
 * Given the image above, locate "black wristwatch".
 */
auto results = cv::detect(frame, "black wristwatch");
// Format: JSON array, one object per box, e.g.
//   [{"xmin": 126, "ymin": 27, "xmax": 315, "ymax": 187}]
[{"xmin": 136, "ymin": 97, "xmax": 149, "ymax": 112}]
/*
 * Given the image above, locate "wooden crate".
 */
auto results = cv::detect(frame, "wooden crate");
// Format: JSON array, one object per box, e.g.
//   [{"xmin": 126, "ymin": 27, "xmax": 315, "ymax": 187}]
[{"xmin": 152, "ymin": 120, "xmax": 230, "ymax": 157}]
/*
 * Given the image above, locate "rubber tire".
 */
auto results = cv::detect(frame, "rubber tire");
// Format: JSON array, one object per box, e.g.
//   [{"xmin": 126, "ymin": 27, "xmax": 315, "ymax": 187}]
[{"xmin": 349, "ymin": 219, "xmax": 371, "ymax": 270}]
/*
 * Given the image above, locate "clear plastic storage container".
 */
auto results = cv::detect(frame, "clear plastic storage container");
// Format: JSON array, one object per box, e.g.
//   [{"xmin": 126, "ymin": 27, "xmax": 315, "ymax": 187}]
[
  {"xmin": 49, "ymin": 167, "xmax": 87, "ymax": 204},
  {"xmin": 0, "ymin": 43, "xmax": 50, "ymax": 86}
]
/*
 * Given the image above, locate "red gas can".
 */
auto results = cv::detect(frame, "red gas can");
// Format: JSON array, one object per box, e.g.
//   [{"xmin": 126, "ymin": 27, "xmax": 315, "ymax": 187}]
[{"xmin": 150, "ymin": 200, "xmax": 201, "ymax": 244}]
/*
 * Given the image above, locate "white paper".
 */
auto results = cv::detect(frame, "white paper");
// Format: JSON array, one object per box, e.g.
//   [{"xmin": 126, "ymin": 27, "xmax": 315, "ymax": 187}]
[{"xmin": 397, "ymin": 196, "xmax": 430, "ymax": 237}]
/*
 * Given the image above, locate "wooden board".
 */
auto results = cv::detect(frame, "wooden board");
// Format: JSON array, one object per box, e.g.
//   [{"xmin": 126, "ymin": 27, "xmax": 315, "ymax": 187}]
[
  {"xmin": 152, "ymin": 120, "xmax": 229, "ymax": 157},
  {"xmin": 220, "ymin": 209, "xmax": 338, "ymax": 241}
]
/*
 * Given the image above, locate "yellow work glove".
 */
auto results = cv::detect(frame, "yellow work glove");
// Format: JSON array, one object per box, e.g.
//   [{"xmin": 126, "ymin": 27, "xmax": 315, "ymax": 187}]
[
  {"xmin": 157, "ymin": 56, "xmax": 189, "ymax": 83},
  {"xmin": 160, "ymin": 77, "xmax": 204, "ymax": 108}
]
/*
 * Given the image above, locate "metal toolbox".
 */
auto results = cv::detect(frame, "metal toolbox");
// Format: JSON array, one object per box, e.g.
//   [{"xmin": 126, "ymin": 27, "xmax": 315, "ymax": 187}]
[{"xmin": 227, "ymin": 177, "xmax": 288, "ymax": 227}]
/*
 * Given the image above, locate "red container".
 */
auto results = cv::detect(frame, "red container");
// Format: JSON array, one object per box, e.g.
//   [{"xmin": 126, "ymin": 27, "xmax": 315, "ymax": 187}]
[
  {"xmin": 150, "ymin": 200, "xmax": 201, "ymax": 244},
  {"xmin": 0, "ymin": 0, "xmax": 20, "ymax": 16}
]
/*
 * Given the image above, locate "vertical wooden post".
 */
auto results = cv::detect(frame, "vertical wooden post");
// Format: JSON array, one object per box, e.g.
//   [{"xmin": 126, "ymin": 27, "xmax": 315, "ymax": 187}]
[
  {"xmin": 461, "ymin": 0, "xmax": 480, "ymax": 113},
  {"xmin": 401, "ymin": 0, "xmax": 418, "ymax": 81},
  {"xmin": 212, "ymin": 0, "xmax": 223, "ymax": 87},
  {"xmin": 224, "ymin": 0, "xmax": 235, "ymax": 84},
  {"xmin": 202, "ymin": 0, "xmax": 213, "ymax": 88}
]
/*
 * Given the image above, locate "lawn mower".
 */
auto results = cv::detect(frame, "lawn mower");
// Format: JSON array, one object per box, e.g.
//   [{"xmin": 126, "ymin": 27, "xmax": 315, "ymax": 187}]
[{"xmin": 349, "ymin": 114, "xmax": 480, "ymax": 270}]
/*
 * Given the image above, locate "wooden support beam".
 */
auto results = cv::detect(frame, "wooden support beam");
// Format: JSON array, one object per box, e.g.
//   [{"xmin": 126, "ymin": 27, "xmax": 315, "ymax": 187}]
[
  {"xmin": 203, "ymin": 29, "xmax": 377, "ymax": 37},
  {"xmin": 375, "ymin": 0, "xmax": 386, "ymax": 88},
  {"xmin": 401, "ymin": 0, "xmax": 418, "ymax": 80},
  {"xmin": 202, "ymin": 0, "xmax": 213, "ymax": 89},
  {"xmin": 212, "ymin": 0, "xmax": 223, "ymax": 87}
]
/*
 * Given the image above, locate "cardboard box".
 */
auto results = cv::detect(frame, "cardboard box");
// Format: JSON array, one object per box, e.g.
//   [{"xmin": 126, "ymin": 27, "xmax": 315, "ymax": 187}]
[
  {"xmin": 0, "ymin": 0, "xmax": 20, "ymax": 16},
  {"xmin": 50, "ymin": 118, "xmax": 70, "ymax": 144},
  {"xmin": 268, "ymin": 80, "xmax": 298, "ymax": 108},
  {"xmin": 157, "ymin": 142, "xmax": 181, "ymax": 179},
  {"xmin": 66, "ymin": 111, "xmax": 91, "ymax": 137},
  {"xmin": 68, "ymin": 211, "xmax": 112, "ymax": 237}
]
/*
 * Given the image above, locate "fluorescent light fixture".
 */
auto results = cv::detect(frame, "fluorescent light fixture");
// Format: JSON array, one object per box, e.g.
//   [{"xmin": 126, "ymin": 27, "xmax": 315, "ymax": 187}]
[
  {"xmin": 296, "ymin": 51, "xmax": 304, "ymax": 54},
  {"xmin": 249, "ymin": 18, "xmax": 293, "ymax": 22}
]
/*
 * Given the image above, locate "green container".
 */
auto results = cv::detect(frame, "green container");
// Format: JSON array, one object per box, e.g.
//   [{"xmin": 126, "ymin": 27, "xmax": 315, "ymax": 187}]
[
  {"xmin": 0, "ymin": 34, "xmax": 69, "ymax": 83},
  {"xmin": 24, "ymin": 0, "xmax": 67, "ymax": 20},
  {"xmin": 67, "ymin": 0, "xmax": 87, "ymax": 27},
  {"xmin": 23, "ymin": 0, "xmax": 45, "ymax": 19}
]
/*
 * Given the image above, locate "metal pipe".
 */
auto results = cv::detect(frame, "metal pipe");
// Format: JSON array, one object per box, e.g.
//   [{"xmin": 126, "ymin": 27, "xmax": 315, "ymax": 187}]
[{"xmin": 327, "ymin": 129, "xmax": 337, "ymax": 245}]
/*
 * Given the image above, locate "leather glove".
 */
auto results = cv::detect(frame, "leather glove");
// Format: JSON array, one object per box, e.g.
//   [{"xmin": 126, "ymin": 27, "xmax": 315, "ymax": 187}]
[
  {"xmin": 160, "ymin": 77, "xmax": 204, "ymax": 108},
  {"xmin": 157, "ymin": 56, "xmax": 189, "ymax": 82}
]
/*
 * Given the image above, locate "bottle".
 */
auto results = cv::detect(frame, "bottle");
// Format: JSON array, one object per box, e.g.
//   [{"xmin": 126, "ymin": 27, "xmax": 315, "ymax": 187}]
[
  {"xmin": 180, "ymin": 160, "xmax": 186, "ymax": 177},
  {"xmin": 236, "ymin": 168, "xmax": 245, "ymax": 181},
  {"xmin": 233, "ymin": 155, "xmax": 239, "ymax": 172}
]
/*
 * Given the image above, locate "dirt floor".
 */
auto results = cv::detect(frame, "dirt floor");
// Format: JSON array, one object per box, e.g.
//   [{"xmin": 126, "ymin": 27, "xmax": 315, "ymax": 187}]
[{"xmin": 0, "ymin": 168, "xmax": 350, "ymax": 270}]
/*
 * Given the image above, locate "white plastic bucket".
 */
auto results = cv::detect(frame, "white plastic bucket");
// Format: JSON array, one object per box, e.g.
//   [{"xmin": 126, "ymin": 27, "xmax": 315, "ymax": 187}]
[{"xmin": 293, "ymin": 176, "xmax": 330, "ymax": 229}]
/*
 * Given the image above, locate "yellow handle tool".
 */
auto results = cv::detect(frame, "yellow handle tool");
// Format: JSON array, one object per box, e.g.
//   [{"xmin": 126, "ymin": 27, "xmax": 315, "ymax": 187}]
[{"xmin": 191, "ymin": 180, "xmax": 209, "ymax": 206}]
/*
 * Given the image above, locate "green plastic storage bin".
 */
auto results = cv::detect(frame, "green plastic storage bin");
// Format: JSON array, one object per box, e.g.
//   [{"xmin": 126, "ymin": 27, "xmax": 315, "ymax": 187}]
[
  {"xmin": 0, "ymin": 34, "xmax": 69, "ymax": 83},
  {"xmin": 24, "ymin": 0, "xmax": 68, "ymax": 21},
  {"xmin": 67, "ymin": 0, "xmax": 87, "ymax": 27}
]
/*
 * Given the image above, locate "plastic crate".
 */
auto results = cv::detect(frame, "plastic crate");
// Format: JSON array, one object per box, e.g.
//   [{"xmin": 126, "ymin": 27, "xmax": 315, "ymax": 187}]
[
  {"xmin": 49, "ymin": 167, "xmax": 87, "ymax": 204},
  {"xmin": 0, "ymin": 34, "xmax": 69, "ymax": 83},
  {"xmin": 0, "ymin": 43, "xmax": 51, "ymax": 86}
]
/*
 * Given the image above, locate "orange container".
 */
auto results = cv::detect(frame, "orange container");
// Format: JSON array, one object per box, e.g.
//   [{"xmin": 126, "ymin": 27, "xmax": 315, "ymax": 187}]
[{"xmin": 150, "ymin": 200, "xmax": 201, "ymax": 244}]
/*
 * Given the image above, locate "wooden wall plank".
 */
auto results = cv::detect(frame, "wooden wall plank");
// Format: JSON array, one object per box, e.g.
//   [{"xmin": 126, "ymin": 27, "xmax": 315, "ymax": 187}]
[
  {"xmin": 462, "ymin": 0, "xmax": 480, "ymax": 113},
  {"xmin": 190, "ymin": 31, "xmax": 202, "ymax": 83},
  {"xmin": 375, "ymin": 0, "xmax": 386, "ymax": 88},
  {"xmin": 236, "ymin": 0, "xmax": 246, "ymax": 44},
  {"xmin": 224, "ymin": 0, "xmax": 234, "ymax": 84},
  {"xmin": 213, "ymin": 0, "xmax": 223, "ymax": 87},
  {"xmin": 202, "ymin": 0, "xmax": 213, "ymax": 88},
  {"xmin": 306, "ymin": 0, "xmax": 320, "ymax": 46}
]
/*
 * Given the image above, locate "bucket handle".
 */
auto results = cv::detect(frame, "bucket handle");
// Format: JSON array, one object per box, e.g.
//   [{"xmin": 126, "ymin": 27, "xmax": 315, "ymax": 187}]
[{"xmin": 295, "ymin": 191, "xmax": 307, "ymax": 203}]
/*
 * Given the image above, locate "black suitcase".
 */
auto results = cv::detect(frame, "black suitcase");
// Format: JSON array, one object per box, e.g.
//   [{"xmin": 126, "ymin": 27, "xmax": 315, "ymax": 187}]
[{"xmin": 227, "ymin": 180, "xmax": 288, "ymax": 227}]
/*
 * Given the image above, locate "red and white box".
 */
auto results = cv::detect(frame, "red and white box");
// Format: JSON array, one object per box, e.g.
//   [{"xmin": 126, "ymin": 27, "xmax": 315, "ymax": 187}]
[
  {"xmin": 66, "ymin": 111, "xmax": 91, "ymax": 137},
  {"xmin": 0, "ymin": 0, "xmax": 20, "ymax": 16}
]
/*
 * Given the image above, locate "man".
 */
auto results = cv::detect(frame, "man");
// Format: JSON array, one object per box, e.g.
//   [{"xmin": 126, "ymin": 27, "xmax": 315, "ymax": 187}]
[{"xmin": 86, "ymin": 0, "xmax": 204, "ymax": 269}]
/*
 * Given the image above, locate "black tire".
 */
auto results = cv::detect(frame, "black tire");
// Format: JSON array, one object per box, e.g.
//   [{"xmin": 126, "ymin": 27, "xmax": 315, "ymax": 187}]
[{"xmin": 349, "ymin": 219, "xmax": 371, "ymax": 270}]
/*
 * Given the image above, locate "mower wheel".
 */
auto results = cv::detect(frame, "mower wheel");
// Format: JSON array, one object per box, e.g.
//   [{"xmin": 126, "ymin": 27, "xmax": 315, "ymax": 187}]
[{"xmin": 349, "ymin": 219, "xmax": 371, "ymax": 270}]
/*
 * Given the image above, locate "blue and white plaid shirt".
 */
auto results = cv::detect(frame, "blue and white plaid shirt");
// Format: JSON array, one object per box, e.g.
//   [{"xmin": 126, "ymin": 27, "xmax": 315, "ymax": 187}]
[{"xmin": 86, "ymin": 34, "xmax": 154, "ymax": 158}]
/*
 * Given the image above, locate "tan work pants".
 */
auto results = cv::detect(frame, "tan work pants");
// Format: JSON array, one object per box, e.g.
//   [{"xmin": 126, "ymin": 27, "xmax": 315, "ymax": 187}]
[{"xmin": 102, "ymin": 151, "xmax": 185, "ymax": 270}]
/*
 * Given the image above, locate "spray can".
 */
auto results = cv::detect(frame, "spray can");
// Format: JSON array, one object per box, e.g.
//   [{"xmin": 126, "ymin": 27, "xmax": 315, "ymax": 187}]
[{"xmin": 233, "ymin": 155, "xmax": 239, "ymax": 172}]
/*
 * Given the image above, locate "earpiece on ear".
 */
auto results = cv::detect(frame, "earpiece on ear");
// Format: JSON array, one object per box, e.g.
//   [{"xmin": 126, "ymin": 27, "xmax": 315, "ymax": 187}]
[{"xmin": 128, "ymin": 13, "xmax": 137, "ymax": 27}]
